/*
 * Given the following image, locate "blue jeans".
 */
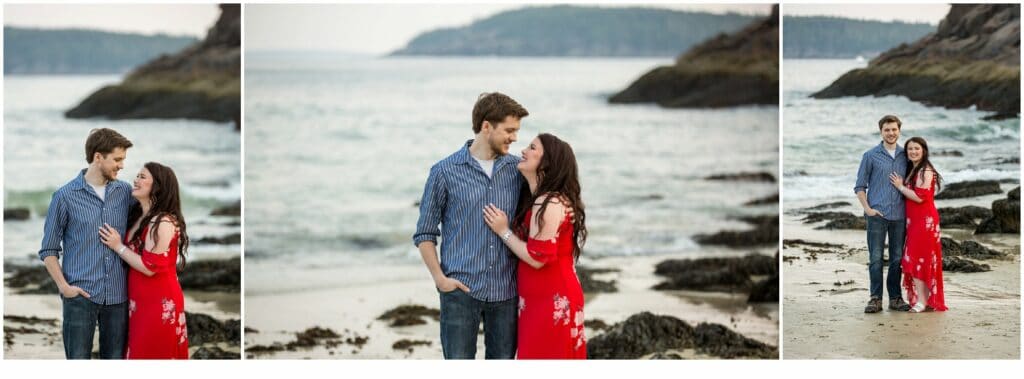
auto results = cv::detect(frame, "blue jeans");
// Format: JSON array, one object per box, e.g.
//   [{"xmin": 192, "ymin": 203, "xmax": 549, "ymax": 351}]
[
  {"xmin": 438, "ymin": 289, "xmax": 517, "ymax": 359},
  {"xmin": 866, "ymin": 215, "xmax": 906, "ymax": 300},
  {"xmin": 61, "ymin": 295, "xmax": 128, "ymax": 359}
]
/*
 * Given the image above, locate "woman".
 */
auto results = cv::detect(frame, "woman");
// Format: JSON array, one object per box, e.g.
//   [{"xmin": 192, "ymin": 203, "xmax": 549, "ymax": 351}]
[
  {"xmin": 889, "ymin": 137, "xmax": 947, "ymax": 313},
  {"xmin": 483, "ymin": 133, "xmax": 587, "ymax": 359},
  {"xmin": 100, "ymin": 162, "xmax": 190, "ymax": 359}
]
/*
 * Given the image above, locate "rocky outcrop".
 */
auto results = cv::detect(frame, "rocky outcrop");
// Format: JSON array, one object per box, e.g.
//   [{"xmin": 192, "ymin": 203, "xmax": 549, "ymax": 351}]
[
  {"xmin": 4, "ymin": 208, "xmax": 30, "ymax": 220},
  {"xmin": 577, "ymin": 266, "xmax": 619, "ymax": 294},
  {"xmin": 976, "ymin": 186, "xmax": 1020, "ymax": 234},
  {"xmin": 377, "ymin": 305, "xmax": 440, "ymax": 327},
  {"xmin": 705, "ymin": 172, "xmax": 776, "ymax": 183},
  {"xmin": 935, "ymin": 180, "xmax": 1002, "ymax": 199},
  {"xmin": 587, "ymin": 312, "xmax": 777, "ymax": 359},
  {"xmin": 941, "ymin": 237, "xmax": 1007, "ymax": 260},
  {"xmin": 812, "ymin": 4, "xmax": 1020, "ymax": 118},
  {"xmin": 186, "ymin": 312, "xmax": 240, "ymax": 346},
  {"xmin": 652, "ymin": 253, "xmax": 775, "ymax": 293},
  {"xmin": 178, "ymin": 257, "xmax": 240, "ymax": 293},
  {"xmin": 211, "ymin": 200, "xmax": 241, "ymax": 217},
  {"xmin": 801, "ymin": 211, "xmax": 865, "ymax": 230},
  {"xmin": 609, "ymin": 5, "xmax": 778, "ymax": 108},
  {"xmin": 943, "ymin": 256, "xmax": 991, "ymax": 273},
  {"xmin": 694, "ymin": 215, "xmax": 778, "ymax": 247},
  {"xmin": 65, "ymin": 4, "xmax": 241, "ymax": 128},
  {"xmin": 938, "ymin": 205, "xmax": 993, "ymax": 229}
]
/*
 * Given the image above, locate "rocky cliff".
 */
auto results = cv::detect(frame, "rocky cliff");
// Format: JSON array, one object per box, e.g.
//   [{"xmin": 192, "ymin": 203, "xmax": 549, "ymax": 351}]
[
  {"xmin": 65, "ymin": 4, "xmax": 241, "ymax": 129},
  {"xmin": 812, "ymin": 4, "xmax": 1020, "ymax": 119},
  {"xmin": 608, "ymin": 5, "xmax": 778, "ymax": 108}
]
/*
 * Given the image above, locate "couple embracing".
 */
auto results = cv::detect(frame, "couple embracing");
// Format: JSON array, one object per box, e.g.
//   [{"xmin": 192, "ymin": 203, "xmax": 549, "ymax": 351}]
[
  {"xmin": 856, "ymin": 115, "xmax": 948, "ymax": 314},
  {"xmin": 40, "ymin": 128, "xmax": 191, "ymax": 359},
  {"xmin": 414, "ymin": 92, "xmax": 588, "ymax": 359}
]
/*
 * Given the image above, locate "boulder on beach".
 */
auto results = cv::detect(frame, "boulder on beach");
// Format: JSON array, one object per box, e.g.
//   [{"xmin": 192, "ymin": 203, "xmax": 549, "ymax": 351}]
[
  {"xmin": 743, "ymin": 193, "xmax": 779, "ymax": 206},
  {"xmin": 609, "ymin": 5, "xmax": 778, "ymax": 108},
  {"xmin": 195, "ymin": 233, "xmax": 241, "ymax": 245},
  {"xmin": 704, "ymin": 172, "xmax": 776, "ymax": 183},
  {"xmin": 178, "ymin": 257, "xmax": 240, "ymax": 293},
  {"xmin": 587, "ymin": 312, "xmax": 777, "ymax": 359},
  {"xmin": 942, "ymin": 256, "xmax": 991, "ymax": 273},
  {"xmin": 938, "ymin": 206, "xmax": 993, "ymax": 229},
  {"xmin": 802, "ymin": 211, "xmax": 865, "ymax": 230},
  {"xmin": 653, "ymin": 253, "xmax": 776, "ymax": 292},
  {"xmin": 4, "ymin": 208, "xmax": 30, "ymax": 220},
  {"xmin": 941, "ymin": 237, "xmax": 1007, "ymax": 260},
  {"xmin": 693, "ymin": 214, "xmax": 778, "ymax": 247},
  {"xmin": 799, "ymin": 201, "xmax": 852, "ymax": 212},
  {"xmin": 812, "ymin": 4, "xmax": 1020, "ymax": 118},
  {"xmin": 192, "ymin": 346, "xmax": 240, "ymax": 360},
  {"xmin": 211, "ymin": 200, "xmax": 241, "ymax": 217},
  {"xmin": 976, "ymin": 186, "xmax": 1020, "ymax": 234},
  {"xmin": 935, "ymin": 180, "xmax": 1002, "ymax": 200},
  {"xmin": 577, "ymin": 266, "xmax": 619, "ymax": 294},
  {"xmin": 185, "ymin": 312, "xmax": 240, "ymax": 346},
  {"xmin": 65, "ymin": 4, "xmax": 241, "ymax": 128}
]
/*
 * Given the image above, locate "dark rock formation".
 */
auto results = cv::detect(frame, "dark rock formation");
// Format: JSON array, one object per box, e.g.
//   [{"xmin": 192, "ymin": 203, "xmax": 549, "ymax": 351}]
[
  {"xmin": 65, "ymin": 4, "xmax": 241, "ymax": 128},
  {"xmin": 935, "ymin": 180, "xmax": 1002, "ymax": 199},
  {"xmin": 705, "ymin": 172, "xmax": 777, "ymax": 183},
  {"xmin": 195, "ymin": 233, "xmax": 241, "ymax": 245},
  {"xmin": 185, "ymin": 312, "xmax": 240, "ymax": 346},
  {"xmin": 587, "ymin": 312, "xmax": 777, "ymax": 359},
  {"xmin": 938, "ymin": 205, "xmax": 993, "ymax": 229},
  {"xmin": 4, "ymin": 208, "xmax": 30, "ymax": 220},
  {"xmin": 577, "ymin": 266, "xmax": 619, "ymax": 294},
  {"xmin": 812, "ymin": 4, "xmax": 1020, "ymax": 117},
  {"xmin": 942, "ymin": 256, "xmax": 991, "ymax": 272},
  {"xmin": 941, "ymin": 237, "xmax": 1007, "ymax": 260},
  {"xmin": 653, "ymin": 253, "xmax": 775, "ymax": 292},
  {"xmin": 976, "ymin": 186, "xmax": 1020, "ymax": 234},
  {"xmin": 211, "ymin": 200, "xmax": 241, "ymax": 217},
  {"xmin": 192, "ymin": 346, "xmax": 240, "ymax": 360},
  {"xmin": 178, "ymin": 257, "xmax": 240, "ymax": 293},
  {"xmin": 748, "ymin": 274, "xmax": 779, "ymax": 303},
  {"xmin": 800, "ymin": 201, "xmax": 852, "ymax": 211},
  {"xmin": 377, "ymin": 305, "xmax": 441, "ymax": 327},
  {"xmin": 743, "ymin": 193, "xmax": 779, "ymax": 206},
  {"xmin": 694, "ymin": 214, "xmax": 778, "ymax": 247},
  {"xmin": 609, "ymin": 5, "xmax": 778, "ymax": 108},
  {"xmin": 802, "ymin": 211, "xmax": 866, "ymax": 230}
]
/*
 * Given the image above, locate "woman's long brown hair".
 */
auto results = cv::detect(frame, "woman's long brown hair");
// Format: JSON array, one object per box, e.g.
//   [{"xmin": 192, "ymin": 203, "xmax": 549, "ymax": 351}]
[
  {"xmin": 512, "ymin": 133, "xmax": 587, "ymax": 260},
  {"xmin": 127, "ymin": 162, "xmax": 189, "ymax": 268},
  {"xmin": 904, "ymin": 137, "xmax": 942, "ymax": 191}
]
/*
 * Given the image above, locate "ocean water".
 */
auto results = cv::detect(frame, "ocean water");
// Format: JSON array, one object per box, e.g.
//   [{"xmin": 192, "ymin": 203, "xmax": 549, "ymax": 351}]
[
  {"xmin": 783, "ymin": 59, "xmax": 1020, "ymax": 203},
  {"xmin": 3, "ymin": 75, "xmax": 241, "ymax": 265},
  {"xmin": 244, "ymin": 53, "xmax": 779, "ymax": 282}
]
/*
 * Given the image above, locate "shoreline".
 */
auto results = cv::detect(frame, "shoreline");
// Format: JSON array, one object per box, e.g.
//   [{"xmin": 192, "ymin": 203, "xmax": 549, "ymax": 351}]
[
  {"xmin": 244, "ymin": 250, "xmax": 779, "ymax": 359},
  {"xmin": 781, "ymin": 191, "xmax": 1020, "ymax": 359}
]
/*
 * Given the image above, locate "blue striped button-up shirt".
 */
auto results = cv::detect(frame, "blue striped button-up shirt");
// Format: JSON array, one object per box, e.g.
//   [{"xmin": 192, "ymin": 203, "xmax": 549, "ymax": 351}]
[
  {"xmin": 39, "ymin": 169, "xmax": 135, "ymax": 305},
  {"xmin": 855, "ymin": 141, "xmax": 908, "ymax": 221},
  {"xmin": 414, "ymin": 140, "xmax": 523, "ymax": 302}
]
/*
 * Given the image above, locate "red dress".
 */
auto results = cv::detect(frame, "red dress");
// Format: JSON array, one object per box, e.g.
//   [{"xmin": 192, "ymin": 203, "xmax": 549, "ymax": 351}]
[
  {"xmin": 902, "ymin": 173, "xmax": 948, "ymax": 311},
  {"xmin": 125, "ymin": 223, "xmax": 189, "ymax": 359},
  {"xmin": 516, "ymin": 208, "xmax": 586, "ymax": 359}
]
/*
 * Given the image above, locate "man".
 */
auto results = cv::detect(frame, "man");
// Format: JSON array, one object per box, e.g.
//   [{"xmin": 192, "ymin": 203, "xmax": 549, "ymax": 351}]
[
  {"xmin": 855, "ymin": 115, "xmax": 911, "ymax": 313},
  {"xmin": 414, "ymin": 92, "xmax": 529, "ymax": 359},
  {"xmin": 40, "ymin": 128, "xmax": 135, "ymax": 359}
]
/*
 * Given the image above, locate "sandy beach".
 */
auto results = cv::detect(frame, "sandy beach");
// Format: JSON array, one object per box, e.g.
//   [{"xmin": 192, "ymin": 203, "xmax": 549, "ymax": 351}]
[
  {"xmin": 244, "ymin": 249, "xmax": 779, "ymax": 359},
  {"xmin": 782, "ymin": 190, "xmax": 1020, "ymax": 359},
  {"xmin": 3, "ymin": 258, "xmax": 242, "ymax": 359}
]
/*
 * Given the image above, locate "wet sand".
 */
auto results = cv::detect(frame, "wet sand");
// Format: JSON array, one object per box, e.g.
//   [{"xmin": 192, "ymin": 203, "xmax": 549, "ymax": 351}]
[
  {"xmin": 782, "ymin": 194, "xmax": 1020, "ymax": 359},
  {"xmin": 244, "ymin": 250, "xmax": 779, "ymax": 359}
]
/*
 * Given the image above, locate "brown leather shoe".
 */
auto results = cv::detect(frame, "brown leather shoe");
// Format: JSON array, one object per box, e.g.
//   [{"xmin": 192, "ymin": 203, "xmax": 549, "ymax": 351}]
[
  {"xmin": 889, "ymin": 298, "xmax": 911, "ymax": 312},
  {"xmin": 864, "ymin": 297, "xmax": 882, "ymax": 313}
]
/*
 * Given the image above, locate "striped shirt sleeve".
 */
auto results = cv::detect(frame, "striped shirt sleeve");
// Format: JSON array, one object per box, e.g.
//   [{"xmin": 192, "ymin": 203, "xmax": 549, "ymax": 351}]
[
  {"xmin": 854, "ymin": 151, "xmax": 871, "ymax": 194},
  {"xmin": 414, "ymin": 164, "xmax": 447, "ymax": 247},
  {"xmin": 39, "ymin": 190, "xmax": 68, "ymax": 260}
]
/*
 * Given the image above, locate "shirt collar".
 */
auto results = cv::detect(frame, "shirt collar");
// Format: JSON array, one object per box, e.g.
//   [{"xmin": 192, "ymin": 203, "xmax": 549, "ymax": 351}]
[
  {"xmin": 875, "ymin": 141, "xmax": 905, "ymax": 156},
  {"xmin": 458, "ymin": 139, "xmax": 516, "ymax": 165}
]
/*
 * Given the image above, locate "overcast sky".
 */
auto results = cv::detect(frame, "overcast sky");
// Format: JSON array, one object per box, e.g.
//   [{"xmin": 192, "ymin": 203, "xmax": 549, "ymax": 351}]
[
  {"xmin": 245, "ymin": 3, "xmax": 773, "ymax": 54},
  {"xmin": 783, "ymin": 3, "xmax": 951, "ymax": 25},
  {"xmin": 4, "ymin": 3, "xmax": 220, "ymax": 37}
]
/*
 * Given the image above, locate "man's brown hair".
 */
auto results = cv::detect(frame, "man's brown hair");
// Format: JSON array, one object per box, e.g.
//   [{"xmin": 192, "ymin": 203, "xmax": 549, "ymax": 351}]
[
  {"xmin": 472, "ymin": 92, "xmax": 529, "ymax": 133},
  {"xmin": 85, "ymin": 128, "xmax": 133, "ymax": 163},
  {"xmin": 878, "ymin": 115, "xmax": 902, "ymax": 130}
]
